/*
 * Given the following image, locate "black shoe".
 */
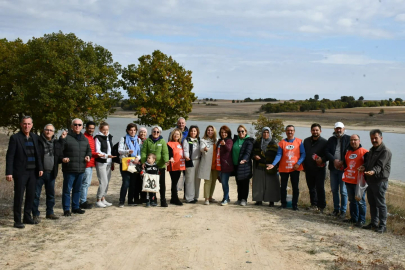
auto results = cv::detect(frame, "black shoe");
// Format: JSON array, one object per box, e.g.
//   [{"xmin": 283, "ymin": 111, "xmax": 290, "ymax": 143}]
[
  {"xmin": 46, "ymin": 214, "xmax": 60, "ymax": 220},
  {"xmin": 170, "ymin": 198, "xmax": 183, "ymax": 206},
  {"xmin": 343, "ymin": 218, "xmax": 356, "ymax": 223},
  {"xmin": 254, "ymin": 201, "xmax": 263, "ymax": 206},
  {"xmin": 14, "ymin": 222, "xmax": 25, "ymax": 229},
  {"xmin": 355, "ymin": 221, "xmax": 365, "ymax": 228},
  {"xmin": 64, "ymin": 211, "xmax": 71, "ymax": 217},
  {"xmin": 33, "ymin": 216, "xmax": 41, "ymax": 224},
  {"xmin": 269, "ymin": 202, "xmax": 275, "ymax": 207},
  {"xmin": 193, "ymin": 199, "xmax": 198, "ymax": 203},
  {"xmin": 186, "ymin": 200, "xmax": 196, "ymax": 204},
  {"xmin": 280, "ymin": 204, "xmax": 287, "ymax": 209},
  {"xmin": 80, "ymin": 201, "xmax": 93, "ymax": 209},
  {"xmin": 23, "ymin": 216, "xmax": 38, "ymax": 225},
  {"xmin": 72, "ymin": 208, "xmax": 85, "ymax": 214},
  {"xmin": 292, "ymin": 206, "xmax": 299, "ymax": 211},
  {"xmin": 330, "ymin": 210, "xmax": 339, "ymax": 216},
  {"xmin": 160, "ymin": 199, "xmax": 168, "ymax": 207},
  {"xmin": 338, "ymin": 212, "xmax": 346, "ymax": 220},
  {"xmin": 376, "ymin": 226, "xmax": 387, "ymax": 233},
  {"xmin": 362, "ymin": 223, "xmax": 378, "ymax": 230}
]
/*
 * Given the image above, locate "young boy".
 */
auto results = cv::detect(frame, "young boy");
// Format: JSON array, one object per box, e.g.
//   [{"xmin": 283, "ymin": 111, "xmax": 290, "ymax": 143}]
[{"xmin": 141, "ymin": 153, "xmax": 159, "ymax": 207}]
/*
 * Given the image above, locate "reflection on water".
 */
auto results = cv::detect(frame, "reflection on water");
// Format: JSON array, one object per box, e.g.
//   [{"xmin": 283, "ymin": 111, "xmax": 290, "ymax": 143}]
[{"xmin": 105, "ymin": 117, "xmax": 403, "ymax": 181}]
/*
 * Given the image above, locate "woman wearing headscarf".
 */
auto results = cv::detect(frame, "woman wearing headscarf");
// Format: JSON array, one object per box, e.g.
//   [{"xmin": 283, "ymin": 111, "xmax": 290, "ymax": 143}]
[
  {"xmin": 251, "ymin": 127, "xmax": 280, "ymax": 206},
  {"xmin": 232, "ymin": 125, "xmax": 255, "ymax": 206}
]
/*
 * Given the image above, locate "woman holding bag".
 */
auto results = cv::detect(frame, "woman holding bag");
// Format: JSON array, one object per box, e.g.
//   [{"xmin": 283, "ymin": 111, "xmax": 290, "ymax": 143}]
[
  {"xmin": 118, "ymin": 123, "xmax": 142, "ymax": 207},
  {"xmin": 167, "ymin": 128, "xmax": 186, "ymax": 206}
]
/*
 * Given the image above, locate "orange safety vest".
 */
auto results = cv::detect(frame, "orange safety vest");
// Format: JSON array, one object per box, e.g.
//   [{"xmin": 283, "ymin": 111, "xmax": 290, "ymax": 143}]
[
  {"xmin": 342, "ymin": 147, "xmax": 368, "ymax": 184},
  {"xmin": 278, "ymin": 138, "xmax": 304, "ymax": 173},
  {"xmin": 167, "ymin": 141, "xmax": 186, "ymax": 171}
]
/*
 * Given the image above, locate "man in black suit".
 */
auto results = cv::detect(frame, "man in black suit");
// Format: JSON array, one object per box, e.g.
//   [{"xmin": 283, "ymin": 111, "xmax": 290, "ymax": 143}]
[{"xmin": 6, "ymin": 116, "xmax": 44, "ymax": 229}]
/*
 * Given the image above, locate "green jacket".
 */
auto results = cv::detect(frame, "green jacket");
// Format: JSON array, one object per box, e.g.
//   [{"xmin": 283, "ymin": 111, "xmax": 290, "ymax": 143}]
[
  {"xmin": 141, "ymin": 136, "xmax": 169, "ymax": 169},
  {"xmin": 252, "ymin": 138, "xmax": 278, "ymax": 175}
]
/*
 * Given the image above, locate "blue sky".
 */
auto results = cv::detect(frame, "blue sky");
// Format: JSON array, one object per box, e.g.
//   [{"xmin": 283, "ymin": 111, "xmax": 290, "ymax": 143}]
[{"xmin": 1, "ymin": 0, "xmax": 405, "ymax": 100}]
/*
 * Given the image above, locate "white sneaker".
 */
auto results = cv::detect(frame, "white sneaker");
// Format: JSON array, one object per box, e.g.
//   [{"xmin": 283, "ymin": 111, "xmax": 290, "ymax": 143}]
[
  {"xmin": 95, "ymin": 201, "xmax": 106, "ymax": 208},
  {"xmin": 101, "ymin": 199, "xmax": 112, "ymax": 207},
  {"xmin": 234, "ymin": 200, "xmax": 241, "ymax": 205},
  {"xmin": 204, "ymin": 200, "xmax": 209, "ymax": 205},
  {"xmin": 241, "ymin": 199, "xmax": 247, "ymax": 206},
  {"xmin": 221, "ymin": 200, "xmax": 228, "ymax": 206}
]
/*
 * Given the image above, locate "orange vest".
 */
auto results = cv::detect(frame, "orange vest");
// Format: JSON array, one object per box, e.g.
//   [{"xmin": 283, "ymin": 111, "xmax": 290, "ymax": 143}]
[
  {"xmin": 167, "ymin": 141, "xmax": 186, "ymax": 172},
  {"xmin": 342, "ymin": 147, "xmax": 368, "ymax": 184},
  {"xmin": 278, "ymin": 138, "xmax": 304, "ymax": 173}
]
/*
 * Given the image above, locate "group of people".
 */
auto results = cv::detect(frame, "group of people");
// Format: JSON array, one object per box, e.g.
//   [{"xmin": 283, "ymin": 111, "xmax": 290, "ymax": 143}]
[{"xmin": 5, "ymin": 116, "xmax": 392, "ymax": 234}]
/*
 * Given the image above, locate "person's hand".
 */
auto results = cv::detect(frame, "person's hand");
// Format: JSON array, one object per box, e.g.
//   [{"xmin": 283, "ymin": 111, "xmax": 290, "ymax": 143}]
[
  {"xmin": 293, "ymin": 163, "xmax": 300, "ymax": 170},
  {"xmin": 358, "ymin": 166, "xmax": 365, "ymax": 172},
  {"xmin": 165, "ymin": 162, "xmax": 170, "ymax": 166},
  {"xmin": 63, "ymin": 157, "xmax": 70, "ymax": 163},
  {"xmin": 61, "ymin": 130, "xmax": 67, "ymax": 139},
  {"xmin": 98, "ymin": 153, "xmax": 105, "ymax": 157},
  {"xmin": 254, "ymin": 155, "xmax": 261, "ymax": 161},
  {"xmin": 170, "ymin": 157, "xmax": 174, "ymax": 163},
  {"xmin": 85, "ymin": 156, "xmax": 90, "ymax": 162},
  {"xmin": 220, "ymin": 140, "xmax": 225, "ymax": 146},
  {"xmin": 240, "ymin": 160, "xmax": 246, "ymax": 164},
  {"xmin": 108, "ymin": 155, "xmax": 117, "ymax": 159},
  {"xmin": 142, "ymin": 163, "xmax": 146, "ymax": 169},
  {"xmin": 111, "ymin": 164, "xmax": 115, "ymax": 171},
  {"xmin": 185, "ymin": 157, "xmax": 190, "ymax": 161},
  {"xmin": 204, "ymin": 147, "xmax": 208, "ymax": 152},
  {"xmin": 364, "ymin": 170, "xmax": 375, "ymax": 176},
  {"xmin": 315, "ymin": 157, "xmax": 323, "ymax": 165},
  {"xmin": 334, "ymin": 159, "xmax": 342, "ymax": 169},
  {"xmin": 39, "ymin": 171, "xmax": 43, "ymax": 177},
  {"xmin": 128, "ymin": 150, "xmax": 134, "ymax": 154},
  {"xmin": 6, "ymin": 175, "xmax": 13, "ymax": 182},
  {"xmin": 266, "ymin": 164, "xmax": 274, "ymax": 170}
]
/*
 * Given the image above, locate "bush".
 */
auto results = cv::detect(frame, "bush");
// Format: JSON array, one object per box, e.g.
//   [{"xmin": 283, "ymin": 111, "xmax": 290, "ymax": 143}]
[
  {"xmin": 369, "ymin": 112, "xmax": 375, "ymax": 117},
  {"xmin": 379, "ymin": 109, "xmax": 385, "ymax": 114},
  {"xmin": 321, "ymin": 108, "xmax": 326, "ymax": 113},
  {"xmin": 251, "ymin": 114, "xmax": 284, "ymax": 141}
]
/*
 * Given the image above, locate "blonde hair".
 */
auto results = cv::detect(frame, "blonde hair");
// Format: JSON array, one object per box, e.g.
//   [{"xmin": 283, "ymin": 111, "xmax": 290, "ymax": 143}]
[
  {"xmin": 237, "ymin": 125, "xmax": 248, "ymax": 133},
  {"xmin": 169, "ymin": 128, "xmax": 183, "ymax": 142},
  {"xmin": 203, "ymin": 125, "xmax": 217, "ymax": 142}
]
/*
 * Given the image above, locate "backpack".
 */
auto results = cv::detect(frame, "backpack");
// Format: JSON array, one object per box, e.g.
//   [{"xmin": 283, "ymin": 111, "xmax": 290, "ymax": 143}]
[{"xmin": 112, "ymin": 141, "xmax": 121, "ymax": 164}]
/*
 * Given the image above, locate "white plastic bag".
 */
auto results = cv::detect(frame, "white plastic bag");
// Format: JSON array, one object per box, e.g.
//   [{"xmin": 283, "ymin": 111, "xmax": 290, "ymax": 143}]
[
  {"xmin": 355, "ymin": 172, "xmax": 368, "ymax": 201},
  {"xmin": 142, "ymin": 173, "xmax": 160, "ymax": 193}
]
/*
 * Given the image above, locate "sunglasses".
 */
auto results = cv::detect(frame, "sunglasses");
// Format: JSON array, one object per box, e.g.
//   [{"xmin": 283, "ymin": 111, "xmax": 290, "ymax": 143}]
[
  {"xmin": 237, "ymin": 130, "xmax": 245, "ymax": 133},
  {"xmin": 153, "ymin": 131, "xmax": 160, "ymax": 133},
  {"xmin": 44, "ymin": 129, "xmax": 54, "ymax": 132},
  {"xmin": 73, "ymin": 124, "xmax": 82, "ymax": 127}
]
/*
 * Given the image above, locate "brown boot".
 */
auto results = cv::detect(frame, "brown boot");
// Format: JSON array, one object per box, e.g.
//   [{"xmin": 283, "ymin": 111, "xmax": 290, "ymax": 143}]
[{"xmin": 46, "ymin": 214, "xmax": 60, "ymax": 220}]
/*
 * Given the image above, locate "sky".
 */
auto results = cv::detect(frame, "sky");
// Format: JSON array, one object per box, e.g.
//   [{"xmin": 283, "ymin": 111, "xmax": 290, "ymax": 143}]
[{"xmin": 1, "ymin": 0, "xmax": 405, "ymax": 100}]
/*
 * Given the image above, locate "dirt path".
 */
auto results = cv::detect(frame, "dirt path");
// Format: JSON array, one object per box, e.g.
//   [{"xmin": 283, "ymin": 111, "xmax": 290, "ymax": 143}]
[{"xmin": 1, "ymin": 170, "xmax": 405, "ymax": 270}]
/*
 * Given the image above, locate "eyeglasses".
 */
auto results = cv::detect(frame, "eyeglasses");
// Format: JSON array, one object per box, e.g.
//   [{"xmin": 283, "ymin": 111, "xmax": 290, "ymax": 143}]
[
  {"xmin": 73, "ymin": 124, "xmax": 82, "ymax": 127},
  {"xmin": 44, "ymin": 129, "xmax": 54, "ymax": 132},
  {"xmin": 153, "ymin": 131, "xmax": 160, "ymax": 134},
  {"xmin": 237, "ymin": 130, "xmax": 245, "ymax": 133}
]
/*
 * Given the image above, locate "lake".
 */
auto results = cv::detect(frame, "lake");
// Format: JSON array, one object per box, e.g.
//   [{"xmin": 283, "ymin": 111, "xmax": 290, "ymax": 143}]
[{"xmin": 105, "ymin": 117, "xmax": 404, "ymax": 182}]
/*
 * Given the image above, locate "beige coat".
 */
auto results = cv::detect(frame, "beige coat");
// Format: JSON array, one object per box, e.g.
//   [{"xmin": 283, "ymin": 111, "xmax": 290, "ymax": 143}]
[{"xmin": 197, "ymin": 138, "xmax": 216, "ymax": 180}]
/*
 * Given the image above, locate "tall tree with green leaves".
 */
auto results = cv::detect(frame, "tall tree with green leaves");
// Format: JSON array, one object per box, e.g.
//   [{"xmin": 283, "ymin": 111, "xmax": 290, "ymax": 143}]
[
  {"xmin": 121, "ymin": 50, "xmax": 196, "ymax": 130},
  {"xmin": 0, "ymin": 31, "xmax": 122, "ymax": 133},
  {"xmin": 251, "ymin": 114, "xmax": 284, "ymax": 141}
]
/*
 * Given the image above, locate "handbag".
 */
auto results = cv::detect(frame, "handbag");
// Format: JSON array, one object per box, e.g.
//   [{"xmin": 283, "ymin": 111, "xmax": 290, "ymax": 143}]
[
  {"xmin": 355, "ymin": 172, "xmax": 368, "ymax": 201},
  {"xmin": 122, "ymin": 157, "xmax": 139, "ymax": 172},
  {"xmin": 142, "ymin": 173, "xmax": 160, "ymax": 193}
]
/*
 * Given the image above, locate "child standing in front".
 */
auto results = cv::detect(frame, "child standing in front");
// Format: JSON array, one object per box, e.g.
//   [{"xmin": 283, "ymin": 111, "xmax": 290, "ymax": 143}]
[{"xmin": 141, "ymin": 153, "xmax": 159, "ymax": 207}]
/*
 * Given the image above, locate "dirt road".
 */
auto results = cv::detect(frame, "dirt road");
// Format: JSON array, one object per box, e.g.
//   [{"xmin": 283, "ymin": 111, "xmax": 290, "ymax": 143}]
[{"xmin": 1, "ymin": 170, "xmax": 404, "ymax": 270}]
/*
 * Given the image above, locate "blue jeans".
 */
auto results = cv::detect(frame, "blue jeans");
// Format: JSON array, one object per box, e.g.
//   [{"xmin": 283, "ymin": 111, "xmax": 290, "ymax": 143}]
[
  {"xmin": 62, "ymin": 172, "xmax": 84, "ymax": 211},
  {"xmin": 80, "ymin": 167, "xmax": 94, "ymax": 204},
  {"xmin": 346, "ymin": 183, "xmax": 366, "ymax": 223},
  {"xmin": 32, "ymin": 172, "xmax": 55, "ymax": 216},
  {"xmin": 330, "ymin": 170, "xmax": 347, "ymax": 212},
  {"xmin": 220, "ymin": 172, "xmax": 230, "ymax": 201}
]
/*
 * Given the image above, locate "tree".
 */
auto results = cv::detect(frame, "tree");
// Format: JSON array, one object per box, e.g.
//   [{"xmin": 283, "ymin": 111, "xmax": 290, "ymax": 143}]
[
  {"xmin": 314, "ymin": 94, "xmax": 319, "ymax": 101},
  {"xmin": 232, "ymin": 100, "xmax": 235, "ymax": 103},
  {"xmin": 0, "ymin": 32, "xmax": 122, "ymax": 133},
  {"xmin": 251, "ymin": 114, "xmax": 284, "ymax": 141},
  {"xmin": 122, "ymin": 50, "xmax": 196, "ymax": 130},
  {"xmin": 358, "ymin": 96, "xmax": 364, "ymax": 101}
]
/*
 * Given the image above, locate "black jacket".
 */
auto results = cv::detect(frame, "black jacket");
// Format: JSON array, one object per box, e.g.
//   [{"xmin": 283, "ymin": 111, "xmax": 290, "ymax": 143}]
[
  {"xmin": 233, "ymin": 136, "xmax": 254, "ymax": 181},
  {"xmin": 60, "ymin": 130, "xmax": 92, "ymax": 173},
  {"xmin": 252, "ymin": 138, "xmax": 279, "ymax": 175},
  {"xmin": 6, "ymin": 131, "xmax": 44, "ymax": 178},
  {"xmin": 37, "ymin": 136, "xmax": 63, "ymax": 179},
  {"xmin": 303, "ymin": 136, "xmax": 328, "ymax": 172},
  {"xmin": 94, "ymin": 134, "xmax": 113, "ymax": 163},
  {"xmin": 364, "ymin": 142, "xmax": 392, "ymax": 183},
  {"xmin": 325, "ymin": 134, "xmax": 350, "ymax": 171}
]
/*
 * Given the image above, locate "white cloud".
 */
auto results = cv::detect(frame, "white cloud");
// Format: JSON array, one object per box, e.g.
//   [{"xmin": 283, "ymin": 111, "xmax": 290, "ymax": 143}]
[
  {"xmin": 395, "ymin": 13, "xmax": 405, "ymax": 21},
  {"xmin": 314, "ymin": 54, "xmax": 394, "ymax": 65}
]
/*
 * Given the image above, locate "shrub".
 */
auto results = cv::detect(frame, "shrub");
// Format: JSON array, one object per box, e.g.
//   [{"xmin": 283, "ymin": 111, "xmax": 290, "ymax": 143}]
[
  {"xmin": 251, "ymin": 114, "xmax": 284, "ymax": 141},
  {"xmin": 369, "ymin": 112, "xmax": 374, "ymax": 117},
  {"xmin": 379, "ymin": 109, "xmax": 385, "ymax": 114}
]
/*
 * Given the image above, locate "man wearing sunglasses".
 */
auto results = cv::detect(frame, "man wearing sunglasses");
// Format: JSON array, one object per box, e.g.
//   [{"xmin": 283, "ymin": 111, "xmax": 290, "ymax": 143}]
[{"xmin": 60, "ymin": 118, "xmax": 92, "ymax": 217}]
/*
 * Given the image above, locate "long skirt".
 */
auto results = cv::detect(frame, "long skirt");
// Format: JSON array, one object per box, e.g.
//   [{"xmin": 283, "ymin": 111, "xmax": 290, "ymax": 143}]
[
  {"xmin": 252, "ymin": 167, "xmax": 280, "ymax": 202},
  {"xmin": 184, "ymin": 159, "xmax": 201, "ymax": 202}
]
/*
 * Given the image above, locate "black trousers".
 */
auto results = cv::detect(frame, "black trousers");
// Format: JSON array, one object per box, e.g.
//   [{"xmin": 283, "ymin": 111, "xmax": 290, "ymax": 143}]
[
  {"xmin": 128, "ymin": 173, "xmax": 146, "ymax": 204},
  {"xmin": 280, "ymin": 171, "xmax": 300, "ymax": 208},
  {"xmin": 159, "ymin": 168, "xmax": 166, "ymax": 200},
  {"xmin": 13, "ymin": 170, "xmax": 37, "ymax": 223},
  {"xmin": 236, "ymin": 179, "xmax": 250, "ymax": 201},
  {"xmin": 305, "ymin": 168, "xmax": 326, "ymax": 209},
  {"xmin": 169, "ymin": 171, "xmax": 181, "ymax": 199}
]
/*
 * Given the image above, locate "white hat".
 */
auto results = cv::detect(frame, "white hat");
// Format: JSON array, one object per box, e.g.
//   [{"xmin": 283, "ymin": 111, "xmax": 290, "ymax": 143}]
[{"xmin": 334, "ymin": 122, "xmax": 344, "ymax": 129}]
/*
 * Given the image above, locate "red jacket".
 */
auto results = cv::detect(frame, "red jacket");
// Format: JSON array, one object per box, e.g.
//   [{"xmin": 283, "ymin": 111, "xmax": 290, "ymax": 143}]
[
  {"xmin": 84, "ymin": 132, "xmax": 98, "ymax": 168},
  {"xmin": 217, "ymin": 138, "xmax": 234, "ymax": 173}
]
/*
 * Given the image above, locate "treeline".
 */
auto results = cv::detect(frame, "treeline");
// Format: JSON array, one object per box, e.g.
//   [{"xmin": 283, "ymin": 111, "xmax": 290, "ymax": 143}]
[
  {"xmin": 260, "ymin": 96, "xmax": 404, "ymax": 113},
  {"xmin": 244, "ymin": 97, "xmax": 278, "ymax": 102}
]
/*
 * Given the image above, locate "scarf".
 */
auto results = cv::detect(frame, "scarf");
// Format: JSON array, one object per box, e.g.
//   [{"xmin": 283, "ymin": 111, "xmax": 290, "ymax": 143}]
[
  {"xmin": 261, "ymin": 127, "xmax": 272, "ymax": 153},
  {"xmin": 125, "ymin": 133, "xmax": 140, "ymax": 157},
  {"xmin": 40, "ymin": 133, "xmax": 54, "ymax": 156}
]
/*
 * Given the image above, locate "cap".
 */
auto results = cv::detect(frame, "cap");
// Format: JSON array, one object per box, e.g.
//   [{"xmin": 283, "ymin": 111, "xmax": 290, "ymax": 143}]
[{"xmin": 334, "ymin": 122, "xmax": 344, "ymax": 129}]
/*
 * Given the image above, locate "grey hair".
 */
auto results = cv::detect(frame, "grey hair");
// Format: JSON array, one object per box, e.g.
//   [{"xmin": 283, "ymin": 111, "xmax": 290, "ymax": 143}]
[
  {"xmin": 44, "ymin": 124, "xmax": 55, "ymax": 131},
  {"xmin": 21, "ymin": 116, "xmax": 33, "ymax": 123},
  {"xmin": 151, "ymin": 125, "xmax": 162, "ymax": 133},
  {"xmin": 177, "ymin": 117, "xmax": 186, "ymax": 122},
  {"xmin": 71, "ymin": 118, "xmax": 83, "ymax": 125},
  {"xmin": 370, "ymin": 129, "xmax": 382, "ymax": 137}
]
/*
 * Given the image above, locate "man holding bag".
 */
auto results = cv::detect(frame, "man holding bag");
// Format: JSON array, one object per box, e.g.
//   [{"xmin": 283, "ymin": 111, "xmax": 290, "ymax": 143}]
[{"xmin": 342, "ymin": 134, "xmax": 368, "ymax": 228}]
